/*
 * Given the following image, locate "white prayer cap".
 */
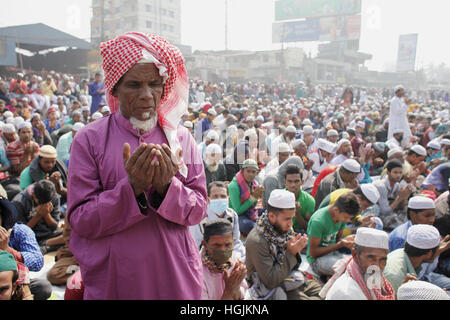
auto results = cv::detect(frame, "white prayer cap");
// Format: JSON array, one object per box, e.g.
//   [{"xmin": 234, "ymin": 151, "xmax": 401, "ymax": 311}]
[
  {"xmin": 430, "ymin": 120, "xmax": 440, "ymax": 126},
  {"xmin": 268, "ymin": 189, "xmax": 296, "ymax": 209},
  {"xmin": 3, "ymin": 111, "xmax": 13, "ymax": 119},
  {"xmin": 38, "ymin": 145, "xmax": 57, "ymax": 159},
  {"xmin": 291, "ymin": 139, "xmax": 305, "ymax": 148},
  {"xmin": 337, "ymin": 139, "xmax": 351, "ymax": 149},
  {"xmin": 302, "ymin": 125, "xmax": 313, "ymax": 134},
  {"xmin": 408, "ymin": 196, "xmax": 435, "ymax": 210},
  {"xmin": 81, "ymin": 106, "xmax": 90, "ymax": 112},
  {"xmin": 256, "ymin": 115, "xmax": 264, "ymax": 121},
  {"xmin": 342, "ymin": 159, "xmax": 361, "ymax": 173},
  {"xmin": 17, "ymin": 121, "xmax": 31, "ymax": 131},
  {"xmin": 383, "ymin": 118, "xmax": 389, "ymax": 125},
  {"xmin": 410, "ymin": 144, "xmax": 427, "ymax": 157},
  {"xmin": 327, "ymin": 129, "xmax": 339, "ymax": 137},
  {"xmin": 277, "ymin": 142, "xmax": 292, "ymax": 153},
  {"xmin": 318, "ymin": 138, "xmax": 337, "ymax": 154},
  {"xmin": 302, "ymin": 119, "xmax": 312, "ymax": 126},
  {"xmin": 246, "ymin": 116, "xmax": 255, "ymax": 122},
  {"xmin": 426, "ymin": 141, "xmax": 441, "ymax": 150},
  {"xmin": 360, "ymin": 184, "xmax": 380, "ymax": 204},
  {"xmin": 21, "ymin": 97, "xmax": 28, "ymax": 102},
  {"xmin": 13, "ymin": 117, "xmax": 25, "ymax": 127},
  {"xmin": 393, "ymin": 128, "xmax": 404, "ymax": 134},
  {"xmin": 3, "ymin": 123, "xmax": 16, "ymax": 133},
  {"xmin": 397, "ymin": 280, "xmax": 449, "ymax": 300},
  {"xmin": 205, "ymin": 143, "xmax": 222, "ymax": 155},
  {"xmin": 354, "ymin": 227, "xmax": 389, "ymax": 250},
  {"xmin": 183, "ymin": 121, "xmax": 193, "ymax": 129},
  {"xmin": 406, "ymin": 224, "xmax": 440, "ymax": 250},
  {"xmin": 356, "ymin": 121, "xmax": 365, "ymax": 129},
  {"xmin": 441, "ymin": 138, "xmax": 450, "ymax": 146},
  {"xmin": 72, "ymin": 122, "xmax": 85, "ymax": 132},
  {"xmin": 387, "ymin": 147, "xmax": 403, "ymax": 158},
  {"xmin": 91, "ymin": 112, "xmax": 103, "ymax": 120},
  {"xmin": 286, "ymin": 125, "xmax": 297, "ymax": 133},
  {"xmin": 206, "ymin": 130, "xmax": 219, "ymax": 141},
  {"xmin": 207, "ymin": 108, "xmax": 217, "ymax": 116},
  {"xmin": 394, "ymin": 85, "xmax": 405, "ymax": 93},
  {"xmin": 101, "ymin": 106, "xmax": 111, "ymax": 113}
]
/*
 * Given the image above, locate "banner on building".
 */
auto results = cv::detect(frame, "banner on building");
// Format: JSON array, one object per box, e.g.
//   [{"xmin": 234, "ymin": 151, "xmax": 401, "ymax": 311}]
[
  {"xmin": 272, "ymin": 19, "xmax": 320, "ymax": 43},
  {"xmin": 274, "ymin": 0, "xmax": 361, "ymax": 21},
  {"xmin": 396, "ymin": 34, "xmax": 418, "ymax": 72}
]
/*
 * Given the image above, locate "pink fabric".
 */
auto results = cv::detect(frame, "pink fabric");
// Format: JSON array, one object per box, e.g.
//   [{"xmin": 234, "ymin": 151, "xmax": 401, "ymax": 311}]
[
  {"xmin": 65, "ymin": 270, "xmax": 84, "ymax": 300},
  {"xmin": 100, "ymin": 32, "xmax": 188, "ymax": 177}
]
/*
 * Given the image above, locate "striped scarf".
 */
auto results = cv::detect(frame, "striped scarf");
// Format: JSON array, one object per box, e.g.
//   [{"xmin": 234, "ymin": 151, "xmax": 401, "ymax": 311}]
[{"xmin": 236, "ymin": 171, "xmax": 259, "ymax": 221}]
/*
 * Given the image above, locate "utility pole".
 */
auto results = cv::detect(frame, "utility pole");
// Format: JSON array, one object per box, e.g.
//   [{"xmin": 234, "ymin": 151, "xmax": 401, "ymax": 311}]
[{"xmin": 225, "ymin": 0, "xmax": 228, "ymax": 51}]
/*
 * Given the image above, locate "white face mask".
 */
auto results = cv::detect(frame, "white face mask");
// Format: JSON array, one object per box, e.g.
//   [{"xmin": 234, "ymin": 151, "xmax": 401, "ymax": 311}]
[{"xmin": 207, "ymin": 198, "xmax": 229, "ymax": 216}]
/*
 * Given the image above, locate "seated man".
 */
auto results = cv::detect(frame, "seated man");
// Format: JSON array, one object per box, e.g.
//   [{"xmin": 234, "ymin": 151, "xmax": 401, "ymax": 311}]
[
  {"xmin": 190, "ymin": 181, "xmax": 245, "ymax": 261},
  {"xmin": 373, "ymin": 159, "xmax": 413, "ymax": 231},
  {"xmin": 309, "ymin": 138, "xmax": 337, "ymax": 176},
  {"xmin": 56, "ymin": 122, "xmax": 85, "ymax": 165},
  {"xmin": 314, "ymin": 159, "xmax": 361, "ymax": 210},
  {"xmin": 228, "ymin": 159, "xmax": 264, "ymax": 236},
  {"xmin": 307, "ymin": 192, "xmax": 360, "ymax": 277},
  {"xmin": 397, "ymin": 280, "xmax": 449, "ymax": 300},
  {"xmin": 388, "ymin": 196, "xmax": 450, "ymax": 291},
  {"xmin": 6, "ymin": 122, "xmax": 39, "ymax": 178},
  {"xmin": 322, "ymin": 227, "xmax": 395, "ymax": 300},
  {"xmin": 383, "ymin": 224, "xmax": 442, "ymax": 295},
  {"xmin": 245, "ymin": 189, "xmax": 322, "ymax": 300},
  {"xmin": 201, "ymin": 220, "xmax": 247, "ymax": 300},
  {"xmin": 12, "ymin": 180, "xmax": 61, "ymax": 250},
  {"xmin": 0, "ymin": 251, "xmax": 32, "ymax": 300},
  {"xmin": 283, "ymin": 164, "xmax": 315, "ymax": 233},
  {"xmin": 0, "ymin": 196, "xmax": 52, "ymax": 300},
  {"xmin": 203, "ymin": 143, "xmax": 227, "ymax": 185}
]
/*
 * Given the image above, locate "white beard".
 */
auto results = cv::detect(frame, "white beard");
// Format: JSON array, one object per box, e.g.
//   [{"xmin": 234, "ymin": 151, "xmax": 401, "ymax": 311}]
[
  {"xmin": 129, "ymin": 115, "xmax": 157, "ymax": 132},
  {"xmin": 206, "ymin": 162, "xmax": 219, "ymax": 172}
]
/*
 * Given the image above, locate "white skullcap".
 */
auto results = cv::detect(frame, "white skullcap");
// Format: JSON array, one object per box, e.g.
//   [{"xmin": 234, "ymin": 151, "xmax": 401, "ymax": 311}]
[
  {"xmin": 291, "ymin": 139, "xmax": 305, "ymax": 148},
  {"xmin": 91, "ymin": 112, "xmax": 103, "ymax": 120},
  {"xmin": 207, "ymin": 108, "xmax": 217, "ymax": 116},
  {"xmin": 410, "ymin": 144, "xmax": 427, "ymax": 157},
  {"xmin": 383, "ymin": 118, "xmax": 389, "ymax": 125},
  {"xmin": 17, "ymin": 121, "xmax": 31, "ymax": 131},
  {"xmin": 360, "ymin": 184, "xmax": 380, "ymax": 204},
  {"xmin": 393, "ymin": 128, "xmax": 404, "ymax": 134},
  {"xmin": 302, "ymin": 125, "xmax": 313, "ymax": 134},
  {"xmin": 408, "ymin": 196, "xmax": 435, "ymax": 210},
  {"xmin": 431, "ymin": 120, "xmax": 440, "ymax": 126},
  {"xmin": 183, "ymin": 121, "xmax": 193, "ymax": 129},
  {"xmin": 3, "ymin": 111, "xmax": 13, "ymax": 119},
  {"xmin": 81, "ymin": 106, "xmax": 90, "ymax": 112},
  {"xmin": 354, "ymin": 227, "xmax": 389, "ymax": 250},
  {"xmin": 13, "ymin": 117, "xmax": 25, "ymax": 127},
  {"xmin": 38, "ymin": 145, "xmax": 57, "ymax": 159},
  {"xmin": 3, "ymin": 123, "xmax": 16, "ymax": 133},
  {"xmin": 327, "ymin": 129, "xmax": 339, "ymax": 137},
  {"xmin": 206, "ymin": 130, "xmax": 219, "ymax": 141},
  {"xmin": 426, "ymin": 141, "xmax": 441, "ymax": 150},
  {"xmin": 394, "ymin": 85, "xmax": 405, "ymax": 92},
  {"xmin": 318, "ymin": 138, "xmax": 337, "ymax": 154},
  {"xmin": 268, "ymin": 189, "xmax": 296, "ymax": 209},
  {"xmin": 277, "ymin": 142, "xmax": 292, "ymax": 153},
  {"xmin": 286, "ymin": 125, "xmax": 297, "ymax": 133},
  {"xmin": 205, "ymin": 143, "xmax": 222, "ymax": 155},
  {"xmin": 387, "ymin": 148, "xmax": 403, "ymax": 158},
  {"xmin": 302, "ymin": 119, "xmax": 312, "ymax": 126},
  {"xmin": 72, "ymin": 122, "xmax": 85, "ymax": 132},
  {"xmin": 356, "ymin": 121, "xmax": 365, "ymax": 128},
  {"xmin": 342, "ymin": 159, "xmax": 361, "ymax": 173},
  {"xmin": 246, "ymin": 116, "xmax": 255, "ymax": 122},
  {"xmin": 101, "ymin": 106, "xmax": 111, "ymax": 113},
  {"xmin": 337, "ymin": 139, "xmax": 351, "ymax": 149},
  {"xmin": 21, "ymin": 97, "xmax": 28, "ymax": 102},
  {"xmin": 440, "ymin": 138, "xmax": 450, "ymax": 146},
  {"xmin": 397, "ymin": 280, "xmax": 449, "ymax": 300},
  {"xmin": 406, "ymin": 224, "xmax": 441, "ymax": 250},
  {"xmin": 256, "ymin": 115, "xmax": 264, "ymax": 121}
]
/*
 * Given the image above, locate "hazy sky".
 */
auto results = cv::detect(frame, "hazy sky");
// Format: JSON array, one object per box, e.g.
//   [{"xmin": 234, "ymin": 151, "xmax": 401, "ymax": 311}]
[{"xmin": 0, "ymin": 0, "xmax": 448, "ymax": 72}]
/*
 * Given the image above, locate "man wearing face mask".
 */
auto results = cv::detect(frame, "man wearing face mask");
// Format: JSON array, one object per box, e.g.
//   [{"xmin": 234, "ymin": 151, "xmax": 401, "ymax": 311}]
[
  {"xmin": 200, "ymin": 219, "xmax": 248, "ymax": 300},
  {"xmin": 245, "ymin": 189, "xmax": 322, "ymax": 300},
  {"xmin": 321, "ymin": 227, "xmax": 395, "ymax": 300},
  {"xmin": 190, "ymin": 181, "xmax": 245, "ymax": 261}
]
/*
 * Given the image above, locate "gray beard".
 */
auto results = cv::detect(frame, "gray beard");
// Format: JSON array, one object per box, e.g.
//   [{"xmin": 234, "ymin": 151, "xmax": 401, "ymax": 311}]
[
  {"xmin": 129, "ymin": 115, "xmax": 157, "ymax": 132},
  {"xmin": 206, "ymin": 163, "xmax": 219, "ymax": 172}
]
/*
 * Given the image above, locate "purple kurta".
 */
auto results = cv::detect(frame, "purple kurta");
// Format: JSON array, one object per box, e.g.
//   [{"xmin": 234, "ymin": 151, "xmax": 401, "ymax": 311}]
[{"xmin": 67, "ymin": 111, "xmax": 207, "ymax": 300}]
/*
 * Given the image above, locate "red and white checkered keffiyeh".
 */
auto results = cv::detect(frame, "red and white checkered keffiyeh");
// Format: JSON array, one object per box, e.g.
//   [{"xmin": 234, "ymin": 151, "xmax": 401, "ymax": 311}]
[{"xmin": 100, "ymin": 32, "xmax": 188, "ymax": 177}]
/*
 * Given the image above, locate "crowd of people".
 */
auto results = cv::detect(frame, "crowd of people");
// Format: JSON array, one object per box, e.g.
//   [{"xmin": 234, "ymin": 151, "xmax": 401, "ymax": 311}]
[{"xmin": 0, "ymin": 32, "xmax": 449, "ymax": 301}]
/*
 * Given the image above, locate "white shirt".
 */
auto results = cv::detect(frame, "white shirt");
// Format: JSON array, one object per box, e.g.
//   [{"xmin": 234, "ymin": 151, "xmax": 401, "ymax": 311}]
[
  {"xmin": 325, "ymin": 272, "xmax": 368, "ymax": 300},
  {"xmin": 388, "ymin": 96, "xmax": 412, "ymax": 147}
]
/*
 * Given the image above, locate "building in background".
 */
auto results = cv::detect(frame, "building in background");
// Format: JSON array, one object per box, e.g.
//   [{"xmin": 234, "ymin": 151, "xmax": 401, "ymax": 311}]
[{"xmin": 91, "ymin": 0, "xmax": 181, "ymax": 47}]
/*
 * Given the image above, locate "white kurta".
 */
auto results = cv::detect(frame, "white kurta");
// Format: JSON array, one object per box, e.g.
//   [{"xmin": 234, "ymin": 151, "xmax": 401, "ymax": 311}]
[
  {"xmin": 325, "ymin": 272, "xmax": 368, "ymax": 300},
  {"xmin": 388, "ymin": 96, "xmax": 412, "ymax": 147}
]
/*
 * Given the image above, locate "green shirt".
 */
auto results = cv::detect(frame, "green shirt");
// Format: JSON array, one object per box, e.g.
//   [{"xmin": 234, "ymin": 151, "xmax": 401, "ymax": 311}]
[
  {"xmin": 306, "ymin": 206, "xmax": 346, "ymax": 264},
  {"xmin": 56, "ymin": 131, "xmax": 73, "ymax": 164},
  {"xmin": 19, "ymin": 165, "xmax": 45, "ymax": 190},
  {"xmin": 290, "ymin": 188, "xmax": 315, "ymax": 230},
  {"xmin": 228, "ymin": 179, "xmax": 257, "ymax": 216},
  {"xmin": 383, "ymin": 248, "xmax": 422, "ymax": 295}
]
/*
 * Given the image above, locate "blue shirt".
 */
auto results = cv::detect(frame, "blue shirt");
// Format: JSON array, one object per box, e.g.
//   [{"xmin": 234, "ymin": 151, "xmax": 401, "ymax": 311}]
[
  {"xmin": 201, "ymin": 117, "xmax": 213, "ymax": 135},
  {"xmin": 389, "ymin": 220, "xmax": 412, "ymax": 252},
  {"xmin": 0, "ymin": 146, "xmax": 10, "ymax": 167},
  {"xmin": 8, "ymin": 223, "xmax": 44, "ymax": 272},
  {"xmin": 43, "ymin": 119, "xmax": 61, "ymax": 135}
]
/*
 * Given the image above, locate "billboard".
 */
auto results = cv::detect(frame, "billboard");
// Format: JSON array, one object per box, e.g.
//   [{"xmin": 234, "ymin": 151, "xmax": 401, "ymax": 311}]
[
  {"xmin": 273, "ymin": 14, "xmax": 360, "ymax": 43},
  {"xmin": 275, "ymin": 0, "xmax": 361, "ymax": 21},
  {"xmin": 396, "ymin": 34, "xmax": 418, "ymax": 72}
]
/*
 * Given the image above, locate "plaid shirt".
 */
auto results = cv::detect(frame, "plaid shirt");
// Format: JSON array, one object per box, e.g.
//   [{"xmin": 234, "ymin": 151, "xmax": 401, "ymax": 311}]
[
  {"xmin": 8, "ymin": 223, "xmax": 44, "ymax": 272},
  {"xmin": 6, "ymin": 140, "xmax": 39, "ymax": 167}
]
